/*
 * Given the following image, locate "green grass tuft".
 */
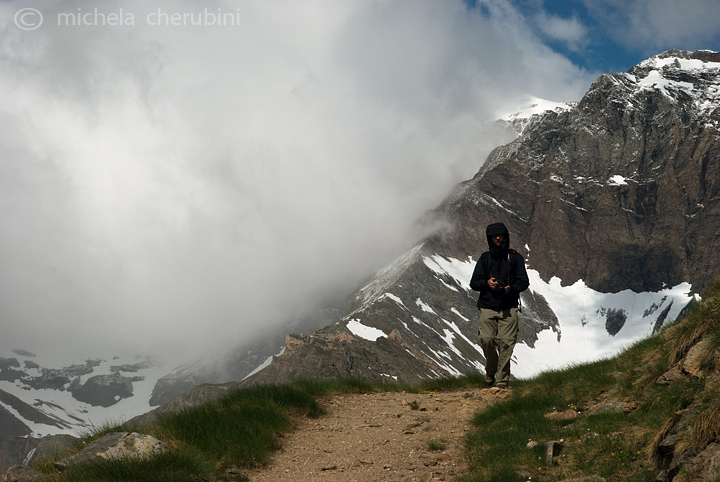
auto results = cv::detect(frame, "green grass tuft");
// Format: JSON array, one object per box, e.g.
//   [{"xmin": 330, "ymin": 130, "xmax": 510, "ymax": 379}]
[
  {"xmin": 427, "ymin": 439, "xmax": 447, "ymax": 451},
  {"xmin": 288, "ymin": 377, "xmax": 386, "ymax": 397},
  {"xmin": 158, "ymin": 402, "xmax": 290, "ymax": 466},
  {"xmin": 459, "ymin": 464, "xmax": 525, "ymax": 482},
  {"xmin": 42, "ymin": 448, "xmax": 216, "ymax": 482}
]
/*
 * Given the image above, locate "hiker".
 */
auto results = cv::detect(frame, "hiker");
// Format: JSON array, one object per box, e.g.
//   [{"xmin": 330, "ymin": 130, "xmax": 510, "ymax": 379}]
[{"xmin": 469, "ymin": 222, "xmax": 529, "ymax": 389}]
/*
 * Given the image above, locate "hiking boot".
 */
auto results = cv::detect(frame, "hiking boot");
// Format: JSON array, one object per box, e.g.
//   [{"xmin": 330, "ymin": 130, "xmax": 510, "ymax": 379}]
[
  {"xmin": 496, "ymin": 382, "xmax": 509, "ymax": 389},
  {"xmin": 484, "ymin": 374, "xmax": 495, "ymax": 386}
]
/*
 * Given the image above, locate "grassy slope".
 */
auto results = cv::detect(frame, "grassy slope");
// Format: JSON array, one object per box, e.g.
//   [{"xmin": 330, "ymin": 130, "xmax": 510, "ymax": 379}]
[
  {"xmin": 29, "ymin": 278, "xmax": 720, "ymax": 482},
  {"xmin": 458, "ymin": 275, "xmax": 720, "ymax": 482}
]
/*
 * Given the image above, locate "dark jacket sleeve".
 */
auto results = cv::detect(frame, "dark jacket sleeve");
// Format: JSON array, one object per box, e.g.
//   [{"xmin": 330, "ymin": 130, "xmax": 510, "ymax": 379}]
[
  {"xmin": 510, "ymin": 252, "xmax": 530, "ymax": 294},
  {"xmin": 469, "ymin": 256, "xmax": 490, "ymax": 292}
]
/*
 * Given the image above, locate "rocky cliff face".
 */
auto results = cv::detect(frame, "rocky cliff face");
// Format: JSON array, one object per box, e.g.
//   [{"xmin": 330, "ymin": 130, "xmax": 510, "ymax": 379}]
[
  {"xmin": 245, "ymin": 49, "xmax": 720, "ymax": 387},
  {"xmin": 451, "ymin": 48, "xmax": 720, "ymax": 295}
]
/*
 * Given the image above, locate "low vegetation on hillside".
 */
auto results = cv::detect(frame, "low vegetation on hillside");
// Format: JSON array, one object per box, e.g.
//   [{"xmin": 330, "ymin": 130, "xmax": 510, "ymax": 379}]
[
  {"xmin": 31, "ymin": 380, "xmax": 379, "ymax": 482},
  {"xmin": 26, "ymin": 277, "xmax": 720, "ymax": 482},
  {"xmin": 454, "ymin": 275, "xmax": 720, "ymax": 482}
]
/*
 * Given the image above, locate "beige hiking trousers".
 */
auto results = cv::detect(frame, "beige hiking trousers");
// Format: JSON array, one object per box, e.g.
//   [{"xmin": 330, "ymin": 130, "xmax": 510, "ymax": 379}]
[{"xmin": 478, "ymin": 308, "xmax": 519, "ymax": 385}]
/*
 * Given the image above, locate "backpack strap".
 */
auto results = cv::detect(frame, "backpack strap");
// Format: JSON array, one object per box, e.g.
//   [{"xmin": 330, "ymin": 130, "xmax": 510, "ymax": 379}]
[
  {"xmin": 483, "ymin": 248, "xmax": 522, "ymax": 310},
  {"xmin": 507, "ymin": 249, "xmax": 517, "ymax": 276},
  {"xmin": 508, "ymin": 249, "xmax": 522, "ymax": 311},
  {"xmin": 483, "ymin": 249, "xmax": 516, "ymax": 278}
]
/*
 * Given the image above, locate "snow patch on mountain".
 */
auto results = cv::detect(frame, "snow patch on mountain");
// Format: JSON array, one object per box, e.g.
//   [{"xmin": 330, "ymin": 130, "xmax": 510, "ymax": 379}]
[
  {"xmin": 512, "ymin": 271, "xmax": 694, "ymax": 378},
  {"xmin": 380, "ymin": 293, "xmax": 408, "ymax": 309},
  {"xmin": 425, "ymin": 347, "xmax": 462, "ymax": 376},
  {"xmin": 638, "ymin": 55, "xmax": 720, "ymax": 73},
  {"xmin": 496, "ymin": 96, "xmax": 573, "ymax": 124},
  {"xmin": 0, "ymin": 355, "xmax": 168, "ymax": 437},
  {"xmin": 638, "ymin": 69, "xmax": 694, "ymax": 95},
  {"xmin": 451, "ymin": 307, "xmax": 470, "ymax": 321},
  {"xmin": 421, "ymin": 253, "xmax": 694, "ymax": 380},
  {"xmin": 608, "ymin": 175, "xmax": 629, "ymax": 186},
  {"xmin": 442, "ymin": 318, "xmax": 483, "ymax": 358},
  {"xmin": 416, "ymin": 299, "xmax": 437, "ymax": 314},
  {"xmin": 493, "ymin": 95, "xmax": 574, "ymax": 137},
  {"xmin": 243, "ymin": 347, "xmax": 285, "ymax": 381},
  {"xmin": 347, "ymin": 319, "xmax": 387, "ymax": 342},
  {"xmin": 423, "ymin": 255, "xmax": 474, "ymax": 289},
  {"xmin": 633, "ymin": 53, "xmax": 720, "ymax": 120}
]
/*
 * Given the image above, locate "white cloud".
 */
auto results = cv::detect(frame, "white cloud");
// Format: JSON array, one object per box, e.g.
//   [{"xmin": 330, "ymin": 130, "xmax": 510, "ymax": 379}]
[
  {"xmin": 0, "ymin": 0, "xmax": 593, "ymax": 364},
  {"xmin": 582, "ymin": 0, "xmax": 720, "ymax": 54},
  {"xmin": 534, "ymin": 12, "xmax": 588, "ymax": 52}
]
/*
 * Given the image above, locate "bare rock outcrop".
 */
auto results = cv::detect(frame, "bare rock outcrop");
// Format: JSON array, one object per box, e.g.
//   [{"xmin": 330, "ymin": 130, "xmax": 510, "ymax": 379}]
[
  {"xmin": 651, "ymin": 331, "xmax": 720, "ymax": 480},
  {"xmin": 54, "ymin": 432, "xmax": 167, "ymax": 472},
  {"xmin": 3, "ymin": 465, "xmax": 44, "ymax": 482}
]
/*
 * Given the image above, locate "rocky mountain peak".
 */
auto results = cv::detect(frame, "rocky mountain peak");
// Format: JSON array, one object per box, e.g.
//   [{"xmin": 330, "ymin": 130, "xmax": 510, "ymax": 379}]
[{"xmin": 449, "ymin": 49, "xmax": 720, "ymax": 294}]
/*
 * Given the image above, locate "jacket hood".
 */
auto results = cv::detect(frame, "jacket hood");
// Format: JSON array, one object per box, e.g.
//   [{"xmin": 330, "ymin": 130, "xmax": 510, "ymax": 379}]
[{"xmin": 486, "ymin": 222, "xmax": 510, "ymax": 254}]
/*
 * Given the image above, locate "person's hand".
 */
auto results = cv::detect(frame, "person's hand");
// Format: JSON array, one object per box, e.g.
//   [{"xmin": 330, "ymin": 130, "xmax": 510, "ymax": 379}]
[
  {"xmin": 504, "ymin": 285, "xmax": 511, "ymax": 294},
  {"xmin": 488, "ymin": 277, "xmax": 499, "ymax": 290}
]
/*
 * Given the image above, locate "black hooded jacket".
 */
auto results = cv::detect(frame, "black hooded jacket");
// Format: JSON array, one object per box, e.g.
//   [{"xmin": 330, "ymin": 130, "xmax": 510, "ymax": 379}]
[{"xmin": 469, "ymin": 223, "xmax": 530, "ymax": 310}]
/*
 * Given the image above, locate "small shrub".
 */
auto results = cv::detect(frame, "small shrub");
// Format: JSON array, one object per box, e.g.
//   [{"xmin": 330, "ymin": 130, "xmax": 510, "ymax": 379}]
[{"xmin": 427, "ymin": 439, "xmax": 446, "ymax": 451}]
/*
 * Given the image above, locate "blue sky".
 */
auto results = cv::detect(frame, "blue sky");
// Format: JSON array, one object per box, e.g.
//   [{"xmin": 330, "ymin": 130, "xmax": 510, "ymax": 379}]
[
  {"xmin": 0, "ymin": 0, "xmax": 718, "ymax": 362},
  {"xmin": 526, "ymin": 0, "xmax": 637, "ymax": 72},
  {"xmin": 478, "ymin": 0, "xmax": 720, "ymax": 74}
]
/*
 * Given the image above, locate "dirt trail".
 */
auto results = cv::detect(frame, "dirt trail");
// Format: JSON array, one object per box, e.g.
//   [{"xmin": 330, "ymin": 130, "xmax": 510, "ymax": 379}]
[{"xmin": 245, "ymin": 387, "xmax": 510, "ymax": 482}]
